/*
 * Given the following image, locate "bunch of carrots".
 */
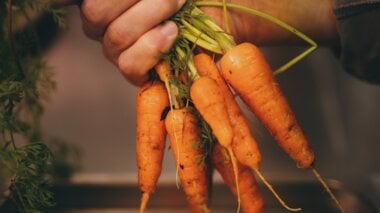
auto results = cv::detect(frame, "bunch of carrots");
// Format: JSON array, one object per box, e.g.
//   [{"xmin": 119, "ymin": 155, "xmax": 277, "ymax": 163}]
[{"xmin": 135, "ymin": 1, "xmax": 344, "ymax": 213}]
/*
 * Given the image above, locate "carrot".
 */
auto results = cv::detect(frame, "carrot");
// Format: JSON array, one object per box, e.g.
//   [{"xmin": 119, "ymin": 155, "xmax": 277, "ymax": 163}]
[
  {"xmin": 165, "ymin": 107, "xmax": 210, "ymax": 213},
  {"xmin": 212, "ymin": 143, "xmax": 264, "ymax": 213},
  {"xmin": 189, "ymin": 75, "xmax": 242, "ymax": 211},
  {"xmin": 194, "ymin": 53, "xmax": 261, "ymax": 170},
  {"xmin": 193, "ymin": 53, "xmax": 301, "ymax": 212},
  {"xmin": 220, "ymin": 42, "xmax": 315, "ymax": 169},
  {"xmin": 219, "ymin": 43, "xmax": 344, "ymax": 212},
  {"xmin": 135, "ymin": 80, "xmax": 169, "ymax": 212},
  {"xmin": 190, "ymin": 76, "xmax": 234, "ymax": 149}
]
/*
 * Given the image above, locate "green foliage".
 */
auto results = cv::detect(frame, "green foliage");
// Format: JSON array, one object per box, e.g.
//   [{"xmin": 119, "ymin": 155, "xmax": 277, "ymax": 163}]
[
  {"xmin": 1, "ymin": 0, "xmax": 67, "ymax": 212},
  {"xmin": 1, "ymin": 143, "xmax": 55, "ymax": 212}
]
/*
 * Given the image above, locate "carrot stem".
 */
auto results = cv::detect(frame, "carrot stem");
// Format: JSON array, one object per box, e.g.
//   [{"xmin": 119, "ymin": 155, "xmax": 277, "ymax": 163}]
[
  {"xmin": 195, "ymin": 1, "xmax": 317, "ymax": 74},
  {"xmin": 222, "ymin": 0, "xmax": 231, "ymax": 34},
  {"xmin": 254, "ymin": 169, "xmax": 302, "ymax": 212},
  {"xmin": 310, "ymin": 167, "xmax": 345, "ymax": 213},
  {"xmin": 176, "ymin": 46, "xmax": 199, "ymax": 80},
  {"xmin": 181, "ymin": 29, "xmax": 223, "ymax": 54},
  {"xmin": 181, "ymin": 19, "xmax": 220, "ymax": 47}
]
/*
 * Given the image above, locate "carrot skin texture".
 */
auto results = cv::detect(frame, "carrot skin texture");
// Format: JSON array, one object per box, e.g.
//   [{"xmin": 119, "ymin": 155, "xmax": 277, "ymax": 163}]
[
  {"xmin": 190, "ymin": 76, "xmax": 234, "ymax": 149},
  {"xmin": 220, "ymin": 42, "xmax": 314, "ymax": 168},
  {"xmin": 165, "ymin": 108, "xmax": 210, "ymax": 212},
  {"xmin": 194, "ymin": 53, "xmax": 262, "ymax": 169},
  {"xmin": 190, "ymin": 75, "xmax": 242, "ymax": 211},
  {"xmin": 212, "ymin": 143, "xmax": 264, "ymax": 213},
  {"xmin": 135, "ymin": 81, "xmax": 169, "ymax": 205}
]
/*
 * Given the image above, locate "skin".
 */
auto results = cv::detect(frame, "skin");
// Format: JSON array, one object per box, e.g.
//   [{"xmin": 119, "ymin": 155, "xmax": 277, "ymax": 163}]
[{"xmin": 57, "ymin": 0, "xmax": 338, "ymax": 86}]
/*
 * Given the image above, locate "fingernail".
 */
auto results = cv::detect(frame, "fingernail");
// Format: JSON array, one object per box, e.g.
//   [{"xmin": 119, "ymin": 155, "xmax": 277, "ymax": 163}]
[{"xmin": 160, "ymin": 21, "xmax": 178, "ymax": 38}]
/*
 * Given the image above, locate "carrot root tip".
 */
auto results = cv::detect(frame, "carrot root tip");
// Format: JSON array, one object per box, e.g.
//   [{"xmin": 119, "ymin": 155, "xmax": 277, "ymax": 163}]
[
  {"xmin": 140, "ymin": 192, "xmax": 150, "ymax": 213},
  {"xmin": 254, "ymin": 169, "xmax": 302, "ymax": 212},
  {"xmin": 310, "ymin": 167, "xmax": 345, "ymax": 213}
]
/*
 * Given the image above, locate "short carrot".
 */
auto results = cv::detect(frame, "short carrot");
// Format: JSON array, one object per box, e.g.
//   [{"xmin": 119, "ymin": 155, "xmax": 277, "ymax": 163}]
[
  {"xmin": 193, "ymin": 53, "xmax": 301, "ymax": 212},
  {"xmin": 212, "ymin": 143, "xmax": 264, "ymax": 213},
  {"xmin": 135, "ymin": 80, "xmax": 169, "ymax": 212},
  {"xmin": 165, "ymin": 107, "xmax": 210, "ymax": 213},
  {"xmin": 220, "ymin": 42, "xmax": 315, "ymax": 169},
  {"xmin": 190, "ymin": 76, "xmax": 234, "ymax": 149},
  {"xmin": 189, "ymin": 75, "xmax": 242, "ymax": 212},
  {"xmin": 194, "ymin": 53, "xmax": 261, "ymax": 170}
]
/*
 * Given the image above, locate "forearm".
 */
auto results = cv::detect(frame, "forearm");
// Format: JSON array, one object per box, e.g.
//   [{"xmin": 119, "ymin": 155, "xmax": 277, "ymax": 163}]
[
  {"xmin": 252, "ymin": 0, "xmax": 338, "ymax": 45},
  {"xmin": 201, "ymin": 0, "xmax": 339, "ymax": 45}
]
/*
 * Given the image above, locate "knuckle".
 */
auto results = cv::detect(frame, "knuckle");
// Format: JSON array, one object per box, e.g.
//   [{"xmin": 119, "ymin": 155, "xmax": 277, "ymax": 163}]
[
  {"xmin": 81, "ymin": 1, "xmax": 108, "ymax": 29},
  {"xmin": 105, "ymin": 24, "xmax": 129, "ymax": 49},
  {"xmin": 118, "ymin": 56, "xmax": 134, "ymax": 77},
  {"xmin": 156, "ymin": 0, "xmax": 178, "ymax": 15},
  {"xmin": 118, "ymin": 58, "xmax": 147, "ymax": 86}
]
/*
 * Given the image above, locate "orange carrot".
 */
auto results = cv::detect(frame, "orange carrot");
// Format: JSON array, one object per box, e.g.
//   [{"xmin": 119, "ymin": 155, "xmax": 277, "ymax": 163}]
[
  {"xmin": 190, "ymin": 76, "xmax": 234, "ymax": 149},
  {"xmin": 165, "ymin": 107, "xmax": 210, "ymax": 213},
  {"xmin": 189, "ymin": 75, "xmax": 242, "ymax": 212},
  {"xmin": 194, "ymin": 53, "xmax": 301, "ymax": 212},
  {"xmin": 135, "ymin": 80, "xmax": 169, "ymax": 212},
  {"xmin": 220, "ymin": 42, "xmax": 314, "ymax": 169},
  {"xmin": 212, "ymin": 143, "xmax": 264, "ymax": 213},
  {"xmin": 194, "ymin": 53, "xmax": 261, "ymax": 170}
]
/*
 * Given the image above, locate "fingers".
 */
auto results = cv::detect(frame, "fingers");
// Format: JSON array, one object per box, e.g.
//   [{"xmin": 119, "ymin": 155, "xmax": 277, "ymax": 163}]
[
  {"xmin": 117, "ymin": 21, "xmax": 178, "ymax": 86},
  {"xmin": 80, "ymin": 0, "xmax": 139, "ymax": 40},
  {"xmin": 78, "ymin": 0, "xmax": 185, "ymax": 86},
  {"xmin": 102, "ymin": 0, "xmax": 185, "ymax": 63}
]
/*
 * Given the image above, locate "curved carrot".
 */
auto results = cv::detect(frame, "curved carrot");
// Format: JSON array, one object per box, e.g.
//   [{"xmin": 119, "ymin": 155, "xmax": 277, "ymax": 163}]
[
  {"xmin": 194, "ymin": 53, "xmax": 261, "ymax": 170},
  {"xmin": 190, "ymin": 76, "xmax": 234, "ymax": 149},
  {"xmin": 193, "ymin": 53, "xmax": 301, "ymax": 212},
  {"xmin": 165, "ymin": 107, "xmax": 210, "ymax": 213},
  {"xmin": 212, "ymin": 143, "xmax": 264, "ymax": 213},
  {"xmin": 190, "ymin": 75, "xmax": 242, "ymax": 212},
  {"xmin": 135, "ymin": 80, "xmax": 169, "ymax": 212},
  {"xmin": 220, "ymin": 42, "xmax": 314, "ymax": 169}
]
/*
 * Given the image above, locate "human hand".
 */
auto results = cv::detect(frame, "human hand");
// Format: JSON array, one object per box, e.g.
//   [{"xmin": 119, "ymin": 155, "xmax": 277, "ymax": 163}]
[
  {"xmin": 58, "ymin": 0, "xmax": 185, "ymax": 86},
  {"xmin": 57, "ymin": 0, "xmax": 337, "ymax": 86}
]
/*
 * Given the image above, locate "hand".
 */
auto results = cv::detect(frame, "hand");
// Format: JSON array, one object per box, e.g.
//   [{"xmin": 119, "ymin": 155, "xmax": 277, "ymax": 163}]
[
  {"xmin": 58, "ymin": 0, "xmax": 337, "ymax": 86},
  {"xmin": 58, "ymin": 0, "xmax": 185, "ymax": 86}
]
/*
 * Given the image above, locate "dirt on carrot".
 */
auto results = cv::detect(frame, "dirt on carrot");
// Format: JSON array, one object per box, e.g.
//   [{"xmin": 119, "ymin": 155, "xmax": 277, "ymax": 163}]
[
  {"xmin": 194, "ymin": 53, "xmax": 262, "ymax": 170},
  {"xmin": 212, "ymin": 143, "xmax": 264, "ymax": 213},
  {"xmin": 136, "ymin": 80, "xmax": 170, "ymax": 212},
  {"xmin": 220, "ymin": 42, "xmax": 315, "ymax": 169},
  {"xmin": 165, "ymin": 107, "xmax": 210, "ymax": 213}
]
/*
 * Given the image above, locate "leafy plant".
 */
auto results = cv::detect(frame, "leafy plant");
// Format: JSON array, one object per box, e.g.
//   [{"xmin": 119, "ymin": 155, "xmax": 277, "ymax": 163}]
[{"xmin": 1, "ymin": 0, "xmax": 67, "ymax": 212}]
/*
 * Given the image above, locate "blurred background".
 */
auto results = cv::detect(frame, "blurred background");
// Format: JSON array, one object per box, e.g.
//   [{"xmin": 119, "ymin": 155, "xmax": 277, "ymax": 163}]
[{"xmin": 39, "ymin": 5, "xmax": 379, "ymax": 211}]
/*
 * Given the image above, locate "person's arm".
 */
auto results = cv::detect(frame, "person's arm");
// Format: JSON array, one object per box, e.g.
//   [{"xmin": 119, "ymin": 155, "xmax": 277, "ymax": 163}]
[
  {"xmin": 200, "ymin": 0, "xmax": 339, "ymax": 45},
  {"xmin": 59, "ymin": 0, "xmax": 380, "ymax": 85},
  {"xmin": 57, "ymin": 0, "xmax": 341, "ymax": 86}
]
